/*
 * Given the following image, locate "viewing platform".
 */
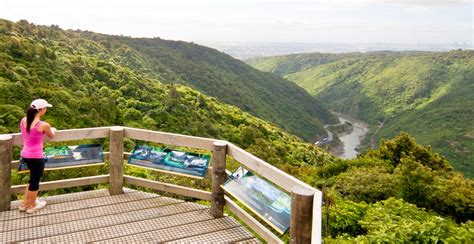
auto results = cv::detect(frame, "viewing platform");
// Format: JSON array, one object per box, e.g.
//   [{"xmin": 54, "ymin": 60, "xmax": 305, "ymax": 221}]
[
  {"xmin": 0, "ymin": 126, "xmax": 322, "ymax": 243},
  {"xmin": 1, "ymin": 188, "xmax": 259, "ymax": 243}
]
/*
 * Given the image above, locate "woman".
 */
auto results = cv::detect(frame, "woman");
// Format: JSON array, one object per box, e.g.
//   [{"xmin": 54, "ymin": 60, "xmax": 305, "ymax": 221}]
[{"xmin": 18, "ymin": 99, "xmax": 57, "ymax": 213}]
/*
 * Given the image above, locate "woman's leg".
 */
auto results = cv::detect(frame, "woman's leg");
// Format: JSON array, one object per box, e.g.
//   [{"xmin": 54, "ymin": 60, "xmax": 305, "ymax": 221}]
[
  {"xmin": 24, "ymin": 158, "xmax": 45, "ymax": 208},
  {"xmin": 26, "ymin": 190, "xmax": 39, "ymax": 208},
  {"xmin": 19, "ymin": 184, "xmax": 29, "ymax": 211}
]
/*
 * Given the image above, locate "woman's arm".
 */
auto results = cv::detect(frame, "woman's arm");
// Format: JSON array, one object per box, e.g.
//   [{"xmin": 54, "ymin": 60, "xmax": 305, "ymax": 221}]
[{"xmin": 42, "ymin": 122, "xmax": 57, "ymax": 138}]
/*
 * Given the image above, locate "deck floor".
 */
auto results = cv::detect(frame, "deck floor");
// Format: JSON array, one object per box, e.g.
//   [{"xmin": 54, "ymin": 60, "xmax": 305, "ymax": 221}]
[{"xmin": 0, "ymin": 188, "xmax": 260, "ymax": 243}]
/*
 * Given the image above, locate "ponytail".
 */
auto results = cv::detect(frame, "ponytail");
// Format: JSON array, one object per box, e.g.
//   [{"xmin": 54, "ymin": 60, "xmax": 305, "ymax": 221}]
[{"xmin": 26, "ymin": 107, "xmax": 39, "ymax": 133}]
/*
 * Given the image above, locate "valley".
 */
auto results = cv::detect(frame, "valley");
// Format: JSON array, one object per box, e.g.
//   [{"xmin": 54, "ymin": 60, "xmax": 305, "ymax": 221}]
[{"xmin": 247, "ymin": 51, "xmax": 474, "ymax": 178}]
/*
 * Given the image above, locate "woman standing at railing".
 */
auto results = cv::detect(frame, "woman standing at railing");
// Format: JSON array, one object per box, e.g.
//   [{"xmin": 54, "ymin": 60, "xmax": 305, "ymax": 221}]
[{"xmin": 18, "ymin": 99, "xmax": 57, "ymax": 213}]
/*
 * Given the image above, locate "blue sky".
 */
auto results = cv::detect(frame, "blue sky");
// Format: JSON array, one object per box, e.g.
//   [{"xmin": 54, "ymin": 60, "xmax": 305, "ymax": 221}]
[{"xmin": 0, "ymin": 0, "xmax": 472, "ymax": 46}]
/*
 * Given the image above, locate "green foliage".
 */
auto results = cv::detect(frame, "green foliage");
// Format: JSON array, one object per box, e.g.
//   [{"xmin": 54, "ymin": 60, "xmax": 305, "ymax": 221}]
[
  {"xmin": 366, "ymin": 132, "xmax": 452, "ymax": 171},
  {"xmin": 0, "ymin": 104, "xmax": 24, "ymax": 132},
  {"xmin": 394, "ymin": 157, "xmax": 436, "ymax": 208},
  {"xmin": 334, "ymin": 166, "xmax": 399, "ymax": 203},
  {"xmin": 99, "ymin": 34, "xmax": 338, "ymax": 141},
  {"xmin": 307, "ymin": 134, "xmax": 471, "ymax": 242},
  {"xmin": 397, "ymin": 162, "xmax": 474, "ymax": 223},
  {"xmin": 320, "ymin": 133, "xmax": 474, "ymax": 240},
  {"xmin": 351, "ymin": 198, "xmax": 474, "ymax": 243},
  {"xmin": 314, "ymin": 157, "xmax": 392, "ymax": 182},
  {"xmin": 359, "ymin": 135, "xmax": 473, "ymax": 223},
  {"xmin": 246, "ymin": 52, "xmax": 356, "ymax": 76},
  {"xmin": 325, "ymin": 196, "xmax": 369, "ymax": 237},
  {"xmin": 428, "ymin": 173, "xmax": 474, "ymax": 222}
]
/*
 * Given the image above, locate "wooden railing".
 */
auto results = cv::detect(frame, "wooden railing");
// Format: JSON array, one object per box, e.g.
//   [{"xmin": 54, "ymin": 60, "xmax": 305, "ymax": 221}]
[{"xmin": 0, "ymin": 126, "xmax": 322, "ymax": 243}]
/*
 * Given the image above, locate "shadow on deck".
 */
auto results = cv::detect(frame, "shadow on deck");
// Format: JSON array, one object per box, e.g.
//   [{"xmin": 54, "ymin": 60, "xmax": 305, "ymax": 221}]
[{"xmin": 0, "ymin": 188, "xmax": 260, "ymax": 243}]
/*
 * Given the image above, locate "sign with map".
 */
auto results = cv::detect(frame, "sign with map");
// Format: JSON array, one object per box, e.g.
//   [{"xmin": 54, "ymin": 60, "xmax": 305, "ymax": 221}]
[
  {"xmin": 18, "ymin": 144, "xmax": 104, "ymax": 172},
  {"xmin": 128, "ymin": 145, "xmax": 211, "ymax": 178},
  {"xmin": 222, "ymin": 167, "xmax": 291, "ymax": 234}
]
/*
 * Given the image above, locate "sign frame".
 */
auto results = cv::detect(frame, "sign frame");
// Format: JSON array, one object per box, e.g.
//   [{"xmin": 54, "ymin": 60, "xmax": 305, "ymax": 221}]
[
  {"xmin": 18, "ymin": 144, "xmax": 104, "ymax": 173},
  {"xmin": 222, "ymin": 167, "xmax": 291, "ymax": 235}
]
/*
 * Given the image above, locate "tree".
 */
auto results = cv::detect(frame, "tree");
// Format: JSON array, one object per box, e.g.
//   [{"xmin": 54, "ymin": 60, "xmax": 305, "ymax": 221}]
[
  {"xmin": 365, "ymin": 132, "xmax": 452, "ymax": 171},
  {"xmin": 394, "ymin": 157, "xmax": 434, "ymax": 206},
  {"xmin": 334, "ymin": 166, "xmax": 399, "ymax": 203},
  {"xmin": 352, "ymin": 198, "xmax": 474, "ymax": 243}
]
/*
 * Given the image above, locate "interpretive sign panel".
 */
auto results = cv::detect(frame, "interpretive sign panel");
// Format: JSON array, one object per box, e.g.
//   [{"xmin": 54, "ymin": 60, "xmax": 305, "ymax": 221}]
[
  {"xmin": 222, "ymin": 167, "xmax": 291, "ymax": 234},
  {"xmin": 128, "ymin": 145, "xmax": 210, "ymax": 178},
  {"xmin": 18, "ymin": 144, "xmax": 104, "ymax": 172}
]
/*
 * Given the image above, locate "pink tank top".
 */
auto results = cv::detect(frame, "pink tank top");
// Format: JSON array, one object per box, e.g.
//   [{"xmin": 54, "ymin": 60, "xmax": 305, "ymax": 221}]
[{"xmin": 20, "ymin": 118, "xmax": 44, "ymax": 159}]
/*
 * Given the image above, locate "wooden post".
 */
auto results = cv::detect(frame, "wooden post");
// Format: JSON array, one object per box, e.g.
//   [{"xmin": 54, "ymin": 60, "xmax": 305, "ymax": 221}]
[
  {"xmin": 109, "ymin": 127, "xmax": 124, "ymax": 195},
  {"xmin": 210, "ymin": 141, "xmax": 227, "ymax": 218},
  {"xmin": 290, "ymin": 186, "xmax": 315, "ymax": 244},
  {"xmin": 0, "ymin": 135, "xmax": 12, "ymax": 211}
]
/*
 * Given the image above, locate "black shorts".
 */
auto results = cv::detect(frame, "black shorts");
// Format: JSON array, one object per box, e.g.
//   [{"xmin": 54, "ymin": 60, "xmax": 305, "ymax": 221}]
[{"xmin": 23, "ymin": 158, "xmax": 45, "ymax": 191}]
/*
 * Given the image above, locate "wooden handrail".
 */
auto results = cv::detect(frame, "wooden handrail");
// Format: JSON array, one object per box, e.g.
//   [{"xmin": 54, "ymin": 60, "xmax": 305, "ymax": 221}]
[
  {"xmin": 227, "ymin": 143, "xmax": 311, "ymax": 193},
  {"xmin": 10, "ymin": 127, "xmax": 111, "ymax": 146},
  {"xmin": 1, "ymin": 126, "xmax": 322, "ymax": 243},
  {"xmin": 124, "ymin": 127, "xmax": 217, "ymax": 150}
]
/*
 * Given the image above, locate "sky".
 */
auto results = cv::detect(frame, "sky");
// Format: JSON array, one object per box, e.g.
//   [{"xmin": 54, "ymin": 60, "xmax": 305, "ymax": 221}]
[{"xmin": 0, "ymin": 0, "xmax": 472, "ymax": 46}]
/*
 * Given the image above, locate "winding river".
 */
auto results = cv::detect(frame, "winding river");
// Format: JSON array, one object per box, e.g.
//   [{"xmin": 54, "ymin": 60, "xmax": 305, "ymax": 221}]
[
  {"xmin": 336, "ymin": 114, "xmax": 368, "ymax": 159},
  {"xmin": 314, "ymin": 112, "xmax": 369, "ymax": 159}
]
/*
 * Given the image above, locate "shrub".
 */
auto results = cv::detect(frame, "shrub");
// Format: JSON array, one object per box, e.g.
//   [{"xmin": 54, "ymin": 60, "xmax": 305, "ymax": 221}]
[{"xmin": 334, "ymin": 166, "xmax": 399, "ymax": 203}]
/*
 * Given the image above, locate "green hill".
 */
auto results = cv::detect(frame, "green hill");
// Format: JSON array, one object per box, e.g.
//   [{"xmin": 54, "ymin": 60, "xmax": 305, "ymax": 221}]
[
  {"xmin": 1, "ymin": 19, "xmax": 472, "ymax": 242},
  {"xmin": 73, "ymin": 32, "xmax": 337, "ymax": 142},
  {"xmin": 246, "ymin": 52, "xmax": 356, "ymax": 76},
  {"xmin": 247, "ymin": 51, "xmax": 474, "ymax": 178}
]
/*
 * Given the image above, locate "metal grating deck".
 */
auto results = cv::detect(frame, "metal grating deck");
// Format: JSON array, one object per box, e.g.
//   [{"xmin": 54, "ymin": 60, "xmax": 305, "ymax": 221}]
[{"xmin": 0, "ymin": 188, "xmax": 261, "ymax": 243}]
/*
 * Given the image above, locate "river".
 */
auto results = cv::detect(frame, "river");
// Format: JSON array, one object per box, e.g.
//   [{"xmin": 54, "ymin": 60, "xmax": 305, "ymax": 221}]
[{"xmin": 331, "ymin": 113, "xmax": 369, "ymax": 159}]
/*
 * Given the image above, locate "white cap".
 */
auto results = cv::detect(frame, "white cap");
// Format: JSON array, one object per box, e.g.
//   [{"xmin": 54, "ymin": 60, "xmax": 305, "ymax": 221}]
[{"xmin": 31, "ymin": 99, "xmax": 53, "ymax": 110}]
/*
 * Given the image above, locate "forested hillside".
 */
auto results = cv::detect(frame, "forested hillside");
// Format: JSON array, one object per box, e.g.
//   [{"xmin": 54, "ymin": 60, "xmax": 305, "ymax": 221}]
[
  {"xmin": 75, "ymin": 32, "xmax": 337, "ymax": 142},
  {"xmin": 0, "ymin": 19, "xmax": 472, "ymax": 242},
  {"xmin": 247, "ymin": 52, "xmax": 352, "ymax": 76},
  {"xmin": 247, "ymin": 51, "xmax": 474, "ymax": 178}
]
